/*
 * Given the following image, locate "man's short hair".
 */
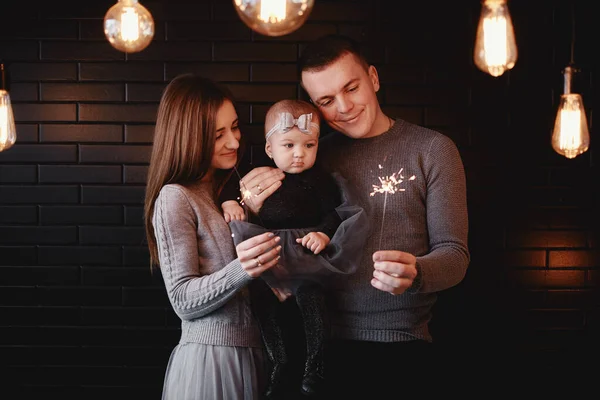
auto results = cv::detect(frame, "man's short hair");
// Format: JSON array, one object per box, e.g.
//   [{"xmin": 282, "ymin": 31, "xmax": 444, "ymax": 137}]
[{"xmin": 298, "ymin": 34, "xmax": 369, "ymax": 73}]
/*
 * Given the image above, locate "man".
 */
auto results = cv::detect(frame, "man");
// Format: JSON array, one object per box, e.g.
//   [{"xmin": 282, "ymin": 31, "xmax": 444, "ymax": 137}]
[{"xmin": 241, "ymin": 34, "xmax": 470, "ymax": 396}]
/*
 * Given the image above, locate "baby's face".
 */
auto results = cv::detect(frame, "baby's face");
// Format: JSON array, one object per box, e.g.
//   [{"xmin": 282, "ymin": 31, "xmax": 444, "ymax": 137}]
[{"xmin": 265, "ymin": 126, "xmax": 319, "ymax": 174}]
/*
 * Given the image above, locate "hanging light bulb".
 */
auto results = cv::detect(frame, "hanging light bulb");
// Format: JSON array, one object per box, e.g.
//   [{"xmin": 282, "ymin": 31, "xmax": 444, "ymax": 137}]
[
  {"xmin": 551, "ymin": 66, "xmax": 590, "ymax": 159},
  {"xmin": 473, "ymin": 0, "xmax": 518, "ymax": 77},
  {"xmin": 0, "ymin": 64, "xmax": 17, "ymax": 153},
  {"xmin": 233, "ymin": 0, "xmax": 315, "ymax": 37},
  {"xmin": 104, "ymin": 0, "xmax": 155, "ymax": 53}
]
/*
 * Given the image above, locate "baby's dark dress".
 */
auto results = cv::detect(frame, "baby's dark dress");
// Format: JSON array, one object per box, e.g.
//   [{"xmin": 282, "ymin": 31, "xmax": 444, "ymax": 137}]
[
  {"xmin": 222, "ymin": 161, "xmax": 369, "ymax": 397},
  {"xmin": 225, "ymin": 162, "xmax": 368, "ymax": 292}
]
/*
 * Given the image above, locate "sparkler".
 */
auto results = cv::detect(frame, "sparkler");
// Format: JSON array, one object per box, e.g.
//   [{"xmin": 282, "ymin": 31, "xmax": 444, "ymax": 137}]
[
  {"xmin": 370, "ymin": 165, "xmax": 416, "ymax": 249},
  {"xmin": 233, "ymin": 166, "xmax": 265, "ymax": 225}
]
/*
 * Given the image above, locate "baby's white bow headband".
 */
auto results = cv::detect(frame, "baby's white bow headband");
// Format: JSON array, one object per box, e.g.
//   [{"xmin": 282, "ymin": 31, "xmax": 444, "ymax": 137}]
[{"xmin": 265, "ymin": 112, "xmax": 320, "ymax": 140}]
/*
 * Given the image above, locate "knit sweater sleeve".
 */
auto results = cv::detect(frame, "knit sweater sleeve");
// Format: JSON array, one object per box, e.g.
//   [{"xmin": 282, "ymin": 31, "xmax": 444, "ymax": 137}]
[
  {"xmin": 413, "ymin": 134, "xmax": 470, "ymax": 293},
  {"xmin": 153, "ymin": 186, "xmax": 252, "ymax": 320}
]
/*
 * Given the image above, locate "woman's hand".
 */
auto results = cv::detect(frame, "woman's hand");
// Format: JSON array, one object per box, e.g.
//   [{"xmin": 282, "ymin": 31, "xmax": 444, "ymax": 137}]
[
  {"xmin": 236, "ymin": 232, "xmax": 281, "ymax": 278},
  {"xmin": 240, "ymin": 167, "xmax": 285, "ymax": 214}
]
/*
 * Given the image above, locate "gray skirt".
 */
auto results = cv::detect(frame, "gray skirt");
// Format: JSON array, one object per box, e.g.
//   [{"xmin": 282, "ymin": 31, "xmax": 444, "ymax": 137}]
[{"xmin": 162, "ymin": 343, "xmax": 267, "ymax": 400}]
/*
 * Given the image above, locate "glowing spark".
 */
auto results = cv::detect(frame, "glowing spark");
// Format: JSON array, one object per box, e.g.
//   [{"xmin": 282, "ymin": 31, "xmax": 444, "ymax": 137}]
[{"xmin": 370, "ymin": 166, "xmax": 416, "ymax": 249}]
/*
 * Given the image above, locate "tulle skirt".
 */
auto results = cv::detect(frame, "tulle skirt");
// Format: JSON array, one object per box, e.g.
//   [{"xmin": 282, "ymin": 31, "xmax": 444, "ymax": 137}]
[
  {"xmin": 229, "ymin": 173, "xmax": 370, "ymax": 293},
  {"xmin": 162, "ymin": 343, "xmax": 267, "ymax": 400}
]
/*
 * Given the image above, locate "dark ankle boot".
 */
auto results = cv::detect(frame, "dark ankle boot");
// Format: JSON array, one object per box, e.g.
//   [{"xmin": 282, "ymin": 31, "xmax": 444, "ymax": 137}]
[
  {"xmin": 249, "ymin": 280, "xmax": 290, "ymax": 400},
  {"xmin": 295, "ymin": 283, "xmax": 327, "ymax": 397}
]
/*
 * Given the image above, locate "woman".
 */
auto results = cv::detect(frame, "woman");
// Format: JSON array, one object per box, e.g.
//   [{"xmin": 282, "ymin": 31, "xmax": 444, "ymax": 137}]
[{"xmin": 144, "ymin": 74, "xmax": 282, "ymax": 399}]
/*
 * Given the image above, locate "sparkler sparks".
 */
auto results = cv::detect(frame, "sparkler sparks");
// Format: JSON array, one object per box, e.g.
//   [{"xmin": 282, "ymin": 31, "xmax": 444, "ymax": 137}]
[{"xmin": 370, "ymin": 165, "xmax": 416, "ymax": 249}]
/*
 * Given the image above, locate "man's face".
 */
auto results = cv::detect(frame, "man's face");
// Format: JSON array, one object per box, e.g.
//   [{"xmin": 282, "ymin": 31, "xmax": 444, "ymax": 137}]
[{"xmin": 301, "ymin": 53, "xmax": 382, "ymax": 139}]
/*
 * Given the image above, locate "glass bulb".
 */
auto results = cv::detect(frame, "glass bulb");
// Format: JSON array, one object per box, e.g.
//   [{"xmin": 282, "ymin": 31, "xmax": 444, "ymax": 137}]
[
  {"xmin": 473, "ymin": 0, "xmax": 518, "ymax": 77},
  {"xmin": 551, "ymin": 94, "xmax": 590, "ymax": 159},
  {"xmin": 233, "ymin": 0, "xmax": 315, "ymax": 37},
  {"xmin": 104, "ymin": 0, "xmax": 155, "ymax": 53},
  {"xmin": 0, "ymin": 89, "xmax": 17, "ymax": 152}
]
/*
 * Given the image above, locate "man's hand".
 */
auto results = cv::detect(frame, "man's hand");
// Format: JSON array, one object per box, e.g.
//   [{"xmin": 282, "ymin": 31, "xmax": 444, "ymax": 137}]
[
  {"xmin": 240, "ymin": 166, "xmax": 285, "ymax": 214},
  {"xmin": 296, "ymin": 232, "xmax": 330, "ymax": 255},
  {"xmin": 370, "ymin": 250, "xmax": 418, "ymax": 295},
  {"xmin": 222, "ymin": 200, "xmax": 246, "ymax": 223}
]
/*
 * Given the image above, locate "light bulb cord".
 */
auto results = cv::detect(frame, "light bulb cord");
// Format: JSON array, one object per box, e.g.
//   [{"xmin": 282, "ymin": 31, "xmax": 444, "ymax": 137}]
[
  {"xmin": 0, "ymin": 63, "xmax": 5, "ymax": 91},
  {"xmin": 569, "ymin": 2, "xmax": 575, "ymax": 66}
]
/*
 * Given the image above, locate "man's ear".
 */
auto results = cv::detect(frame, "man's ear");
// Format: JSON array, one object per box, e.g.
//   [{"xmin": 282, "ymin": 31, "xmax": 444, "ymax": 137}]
[
  {"xmin": 265, "ymin": 141, "xmax": 272, "ymax": 158},
  {"xmin": 368, "ymin": 65, "xmax": 380, "ymax": 92}
]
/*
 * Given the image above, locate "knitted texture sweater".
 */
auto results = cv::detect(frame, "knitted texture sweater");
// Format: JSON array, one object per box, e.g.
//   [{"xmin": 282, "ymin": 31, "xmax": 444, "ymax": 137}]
[
  {"xmin": 318, "ymin": 119, "xmax": 470, "ymax": 342},
  {"xmin": 153, "ymin": 180, "xmax": 262, "ymax": 347}
]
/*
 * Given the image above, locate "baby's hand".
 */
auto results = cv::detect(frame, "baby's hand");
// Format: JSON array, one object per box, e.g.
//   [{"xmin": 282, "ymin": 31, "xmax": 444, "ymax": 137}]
[
  {"xmin": 296, "ymin": 232, "xmax": 330, "ymax": 255},
  {"xmin": 222, "ymin": 200, "xmax": 246, "ymax": 223}
]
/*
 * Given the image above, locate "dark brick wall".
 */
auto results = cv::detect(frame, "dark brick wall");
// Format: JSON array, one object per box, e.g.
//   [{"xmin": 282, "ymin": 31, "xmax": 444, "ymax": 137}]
[{"xmin": 0, "ymin": 0, "xmax": 597, "ymax": 397}]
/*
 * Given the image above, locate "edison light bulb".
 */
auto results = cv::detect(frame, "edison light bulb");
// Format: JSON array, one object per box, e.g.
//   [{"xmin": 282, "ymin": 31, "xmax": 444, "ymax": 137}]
[
  {"xmin": 233, "ymin": 0, "xmax": 315, "ymax": 37},
  {"xmin": 551, "ymin": 67, "xmax": 590, "ymax": 159},
  {"xmin": 0, "ymin": 89, "xmax": 17, "ymax": 152},
  {"xmin": 474, "ymin": 0, "xmax": 517, "ymax": 77},
  {"xmin": 104, "ymin": 0, "xmax": 154, "ymax": 53}
]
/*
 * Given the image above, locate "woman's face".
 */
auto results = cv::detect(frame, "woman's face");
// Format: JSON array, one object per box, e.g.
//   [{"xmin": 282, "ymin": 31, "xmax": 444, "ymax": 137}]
[{"xmin": 210, "ymin": 100, "xmax": 241, "ymax": 171}]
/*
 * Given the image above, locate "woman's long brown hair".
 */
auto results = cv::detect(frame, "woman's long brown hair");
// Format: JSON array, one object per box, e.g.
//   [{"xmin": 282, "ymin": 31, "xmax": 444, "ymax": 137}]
[{"xmin": 144, "ymin": 74, "xmax": 241, "ymax": 271}]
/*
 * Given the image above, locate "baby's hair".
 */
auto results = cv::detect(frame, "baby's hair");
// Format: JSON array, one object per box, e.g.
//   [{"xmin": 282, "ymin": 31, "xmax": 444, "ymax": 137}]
[{"xmin": 264, "ymin": 99, "xmax": 320, "ymax": 138}]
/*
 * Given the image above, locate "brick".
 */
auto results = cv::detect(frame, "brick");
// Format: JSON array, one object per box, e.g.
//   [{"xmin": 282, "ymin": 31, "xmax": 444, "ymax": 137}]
[
  {"xmin": 79, "ymin": 104, "xmax": 158, "ymax": 123},
  {"xmin": 508, "ymin": 230, "xmax": 588, "ymax": 249},
  {"xmin": 0, "ymin": 19, "xmax": 78, "ymax": 40},
  {"xmin": 123, "ymin": 166, "xmax": 148, "ymax": 184},
  {"xmin": 38, "ymin": 246, "xmax": 122, "ymax": 266},
  {"xmin": 40, "ymin": 165, "xmax": 122, "ymax": 184},
  {"xmin": 0, "ymin": 246, "xmax": 37, "ymax": 266},
  {"xmin": 40, "ymin": 205, "xmax": 123, "ymax": 225},
  {"xmin": 126, "ymin": 83, "xmax": 166, "ymax": 102},
  {"xmin": 9, "ymin": 83, "xmax": 38, "ymax": 101},
  {"xmin": 14, "ymin": 124, "xmax": 38, "ymax": 142},
  {"xmin": 0, "ymin": 144, "xmax": 76, "ymax": 163},
  {"xmin": 385, "ymin": 85, "xmax": 469, "ymax": 106},
  {"xmin": 167, "ymin": 21, "xmax": 251, "ymax": 41},
  {"xmin": 80, "ymin": 63, "xmax": 164, "ymax": 82},
  {"xmin": 122, "ymin": 287, "xmax": 169, "ymax": 307},
  {"xmin": 42, "ymin": 83, "xmax": 125, "ymax": 101},
  {"xmin": 0, "ymin": 206, "xmax": 37, "ymax": 224},
  {"xmin": 0, "ymin": 226, "xmax": 77, "ymax": 244},
  {"xmin": 41, "ymin": 124, "xmax": 123, "ymax": 143},
  {"xmin": 80, "ymin": 145, "xmax": 151, "ymax": 163},
  {"xmin": 123, "ymin": 246, "xmax": 151, "ymax": 267},
  {"xmin": 12, "ymin": 103, "xmax": 77, "ymax": 122},
  {"xmin": 549, "ymin": 250, "xmax": 600, "ymax": 268},
  {"xmin": 309, "ymin": 2, "xmax": 370, "ymax": 21},
  {"xmin": 502, "ymin": 250, "xmax": 547, "ymax": 268},
  {"xmin": 128, "ymin": 41, "xmax": 211, "ymax": 61},
  {"xmin": 0, "ymin": 287, "xmax": 37, "ymax": 306},
  {"xmin": 41, "ymin": 41, "xmax": 124, "ymax": 61},
  {"xmin": 225, "ymin": 83, "xmax": 296, "ymax": 103},
  {"xmin": 0, "ymin": 165, "xmax": 37, "ymax": 183},
  {"xmin": 125, "ymin": 125, "xmax": 154, "ymax": 143},
  {"xmin": 79, "ymin": 226, "xmax": 145, "ymax": 245},
  {"xmin": 0, "ymin": 40, "xmax": 39, "ymax": 61},
  {"xmin": 252, "ymin": 63, "xmax": 298, "ymax": 82},
  {"xmin": 0, "ymin": 186, "xmax": 79, "ymax": 204},
  {"xmin": 214, "ymin": 43, "xmax": 296, "ymax": 62},
  {"xmin": 81, "ymin": 186, "xmax": 145, "ymax": 205},
  {"xmin": 166, "ymin": 63, "xmax": 249, "ymax": 82},
  {"xmin": 8, "ymin": 63, "xmax": 78, "ymax": 81},
  {"xmin": 81, "ymin": 266, "xmax": 153, "ymax": 286},
  {"xmin": 124, "ymin": 206, "xmax": 143, "ymax": 226},
  {"xmin": 526, "ymin": 309, "xmax": 585, "ymax": 330}
]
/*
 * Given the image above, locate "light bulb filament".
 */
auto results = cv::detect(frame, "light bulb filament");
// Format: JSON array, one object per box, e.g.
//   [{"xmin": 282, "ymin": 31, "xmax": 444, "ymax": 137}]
[
  {"xmin": 121, "ymin": 8, "xmax": 140, "ymax": 42},
  {"xmin": 260, "ymin": 0, "xmax": 287, "ymax": 23},
  {"xmin": 483, "ymin": 15, "xmax": 507, "ymax": 70}
]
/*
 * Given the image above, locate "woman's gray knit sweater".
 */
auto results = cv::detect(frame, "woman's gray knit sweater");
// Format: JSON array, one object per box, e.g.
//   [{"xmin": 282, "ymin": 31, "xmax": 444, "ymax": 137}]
[{"xmin": 153, "ymin": 180, "xmax": 262, "ymax": 347}]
